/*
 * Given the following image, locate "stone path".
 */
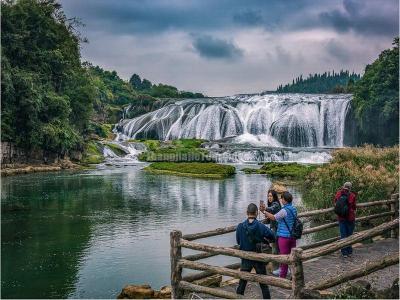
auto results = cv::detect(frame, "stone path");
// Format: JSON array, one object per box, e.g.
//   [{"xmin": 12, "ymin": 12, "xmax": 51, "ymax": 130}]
[{"xmin": 189, "ymin": 238, "xmax": 399, "ymax": 299}]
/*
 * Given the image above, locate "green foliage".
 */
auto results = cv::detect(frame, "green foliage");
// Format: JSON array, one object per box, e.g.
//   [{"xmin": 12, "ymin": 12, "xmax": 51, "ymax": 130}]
[
  {"xmin": 352, "ymin": 38, "xmax": 399, "ymax": 146},
  {"xmin": 242, "ymin": 162, "xmax": 317, "ymax": 178},
  {"xmin": 1, "ymin": 0, "xmax": 95, "ymax": 154},
  {"xmin": 276, "ymin": 70, "xmax": 360, "ymax": 93},
  {"xmin": 144, "ymin": 162, "xmax": 236, "ymax": 179},
  {"xmin": 303, "ymin": 146, "xmax": 399, "ymax": 210},
  {"xmin": 81, "ymin": 141, "xmax": 104, "ymax": 164},
  {"xmin": 137, "ymin": 139, "xmax": 209, "ymax": 162}
]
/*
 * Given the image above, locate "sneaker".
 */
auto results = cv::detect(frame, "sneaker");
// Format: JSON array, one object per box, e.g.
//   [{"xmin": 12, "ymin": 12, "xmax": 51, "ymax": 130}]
[
  {"xmin": 272, "ymin": 268, "xmax": 280, "ymax": 276},
  {"xmin": 342, "ymin": 254, "xmax": 349, "ymax": 258}
]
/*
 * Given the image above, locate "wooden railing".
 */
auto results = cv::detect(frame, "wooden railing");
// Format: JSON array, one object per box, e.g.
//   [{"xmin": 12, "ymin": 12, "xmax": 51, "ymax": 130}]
[{"xmin": 170, "ymin": 193, "xmax": 399, "ymax": 299}]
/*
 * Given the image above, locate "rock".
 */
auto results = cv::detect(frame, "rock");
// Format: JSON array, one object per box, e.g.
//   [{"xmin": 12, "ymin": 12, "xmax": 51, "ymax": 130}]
[
  {"xmin": 117, "ymin": 284, "xmax": 155, "ymax": 299},
  {"xmin": 153, "ymin": 286, "xmax": 171, "ymax": 299},
  {"xmin": 271, "ymin": 182, "xmax": 287, "ymax": 194}
]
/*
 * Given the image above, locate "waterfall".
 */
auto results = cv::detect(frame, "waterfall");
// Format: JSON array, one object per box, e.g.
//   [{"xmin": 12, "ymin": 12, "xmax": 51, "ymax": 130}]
[{"xmin": 117, "ymin": 94, "xmax": 352, "ymax": 147}]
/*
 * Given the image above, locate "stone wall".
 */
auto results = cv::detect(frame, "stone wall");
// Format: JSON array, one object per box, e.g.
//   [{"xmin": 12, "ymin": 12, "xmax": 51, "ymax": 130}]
[{"xmin": 0, "ymin": 142, "xmax": 77, "ymax": 165}]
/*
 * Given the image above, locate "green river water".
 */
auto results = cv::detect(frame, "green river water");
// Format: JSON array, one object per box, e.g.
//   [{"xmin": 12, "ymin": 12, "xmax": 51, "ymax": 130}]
[{"xmin": 1, "ymin": 164, "xmax": 335, "ymax": 298}]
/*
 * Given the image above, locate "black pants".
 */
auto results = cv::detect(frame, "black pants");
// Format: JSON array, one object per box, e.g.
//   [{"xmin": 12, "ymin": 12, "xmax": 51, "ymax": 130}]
[{"xmin": 236, "ymin": 259, "xmax": 271, "ymax": 299}]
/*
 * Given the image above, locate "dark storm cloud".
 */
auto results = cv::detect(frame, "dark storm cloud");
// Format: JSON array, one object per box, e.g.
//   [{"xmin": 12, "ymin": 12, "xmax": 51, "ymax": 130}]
[
  {"xmin": 59, "ymin": 0, "xmax": 399, "ymax": 95},
  {"xmin": 320, "ymin": 0, "xmax": 399, "ymax": 36},
  {"xmin": 233, "ymin": 10, "xmax": 263, "ymax": 26},
  {"xmin": 60, "ymin": 0, "xmax": 317, "ymax": 35},
  {"xmin": 192, "ymin": 35, "xmax": 243, "ymax": 60},
  {"xmin": 61, "ymin": 0, "xmax": 398, "ymax": 37}
]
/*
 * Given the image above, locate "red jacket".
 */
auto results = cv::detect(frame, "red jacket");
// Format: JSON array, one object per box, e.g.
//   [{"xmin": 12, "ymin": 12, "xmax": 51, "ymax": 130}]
[{"xmin": 334, "ymin": 189, "xmax": 357, "ymax": 221}]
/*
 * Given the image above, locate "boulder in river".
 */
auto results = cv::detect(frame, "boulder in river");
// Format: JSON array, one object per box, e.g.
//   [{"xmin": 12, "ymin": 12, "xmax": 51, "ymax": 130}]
[
  {"xmin": 117, "ymin": 284, "xmax": 171, "ymax": 299},
  {"xmin": 117, "ymin": 284, "xmax": 154, "ymax": 299}
]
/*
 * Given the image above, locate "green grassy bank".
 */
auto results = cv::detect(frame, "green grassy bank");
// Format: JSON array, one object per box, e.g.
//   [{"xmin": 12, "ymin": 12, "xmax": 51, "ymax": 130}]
[
  {"xmin": 137, "ymin": 139, "xmax": 211, "ymax": 162},
  {"xmin": 242, "ymin": 162, "xmax": 317, "ymax": 178},
  {"xmin": 144, "ymin": 162, "xmax": 235, "ymax": 179}
]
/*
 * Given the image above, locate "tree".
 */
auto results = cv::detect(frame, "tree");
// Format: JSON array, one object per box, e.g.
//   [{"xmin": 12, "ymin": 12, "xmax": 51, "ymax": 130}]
[
  {"xmin": 141, "ymin": 79, "xmax": 153, "ymax": 90},
  {"xmin": 1, "ymin": 0, "xmax": 94, "ymax": 154},
  {"xmin": 129, "ymin": 73, "xmax": 142, "ymax": 90},
  {"xmin": 352, "ymin": 37, "xmax": 399, "ymax": 146}
]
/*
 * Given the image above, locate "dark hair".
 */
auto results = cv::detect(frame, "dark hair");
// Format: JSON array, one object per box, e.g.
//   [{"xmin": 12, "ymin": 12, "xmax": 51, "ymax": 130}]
[
  {"xmin": 281, "ymin": 191, "xmax": 293, "ymax": 203},
  {"xmin": 247, "ymin": 203, "xmax": 258, "ymax": 214},
  {"xmin": 267, "ymin": 189, "xmax": 279, "ymax": 207}
]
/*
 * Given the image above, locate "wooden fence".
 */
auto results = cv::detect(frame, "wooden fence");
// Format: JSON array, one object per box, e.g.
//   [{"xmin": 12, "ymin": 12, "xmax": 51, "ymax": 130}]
[{"xmin": 170, "ymin": 193, "xmax": 399, "ymax": 299}]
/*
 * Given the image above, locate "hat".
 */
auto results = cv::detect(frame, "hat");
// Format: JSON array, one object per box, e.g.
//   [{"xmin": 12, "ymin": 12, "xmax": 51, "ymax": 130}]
[{"xmin": 343, "ymin": 182, "xmax": 352, "ymax": 189}]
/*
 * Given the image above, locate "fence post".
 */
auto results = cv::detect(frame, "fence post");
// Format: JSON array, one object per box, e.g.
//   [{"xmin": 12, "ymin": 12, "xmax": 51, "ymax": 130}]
[
  {"xmin": 390, "ymin": 194, "xmax": 399, "ymax": 238},
  {"xmin": 290, "ymin": 248, "xmax": 305, "ymax": 299},
  {"xmin": 171, "ymin": 230, "xmax": 183, "ymax": 299}
]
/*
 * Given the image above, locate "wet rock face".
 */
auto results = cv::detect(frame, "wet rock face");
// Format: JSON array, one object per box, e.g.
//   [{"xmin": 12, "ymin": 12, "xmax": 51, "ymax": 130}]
[{"xmin": 117, "ymin": 284, "xmax": 171, "ymax": 299}]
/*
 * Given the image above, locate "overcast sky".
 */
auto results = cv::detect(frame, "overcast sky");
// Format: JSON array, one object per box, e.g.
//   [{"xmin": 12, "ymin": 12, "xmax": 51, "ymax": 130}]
[{"xmin": 61, "ymin": 0, "xmax": 399, "ymax": 96}]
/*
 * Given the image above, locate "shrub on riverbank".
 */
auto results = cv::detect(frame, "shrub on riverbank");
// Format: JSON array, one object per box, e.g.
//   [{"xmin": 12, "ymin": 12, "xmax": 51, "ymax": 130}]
[
  {"xmin": 81, "ymin": 141, "xmax": 104, "ymax": 165},
  {"xmin": 144, "ymin": 162, "xmax": 235, "ymax": 179},
  {"xmin": 242, "ymin": 162, "xmax": 317, "ymax": 178},
  {"xmin": 303, "ymin": 145, "xmax": 399, "ymax": 209}
]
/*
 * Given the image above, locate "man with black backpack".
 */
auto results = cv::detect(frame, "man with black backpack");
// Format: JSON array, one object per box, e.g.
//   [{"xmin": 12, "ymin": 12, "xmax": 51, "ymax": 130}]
[
  {"xmin": 334, "ymin": 182, "xmax": 357, "ymax": 257},
  {"xmin": 236, "ymin": 203, "xmax": 275, "ymax": 299}
]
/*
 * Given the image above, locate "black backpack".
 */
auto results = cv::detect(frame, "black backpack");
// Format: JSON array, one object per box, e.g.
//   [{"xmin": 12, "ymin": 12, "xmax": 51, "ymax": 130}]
[
  {"xmin": 283, "ymin": 208, "xmax": 303, "ymax": 239},
  {"xmin": 334, "ymin": 191, "xmax": 349, "ymax": 217},
  {"xmin": 243, "ymin": 223, "xmax": 272, "ymax": 253}
]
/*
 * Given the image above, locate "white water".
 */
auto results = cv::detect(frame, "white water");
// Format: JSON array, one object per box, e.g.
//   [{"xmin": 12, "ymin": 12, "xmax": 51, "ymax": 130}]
[
  {"xmin": 117, "ymin": 94, "xmax": 351, "ymax": 148},
  {"xmin": 101, "ymin": 142, "xmax": 146, "ymax": 166}
]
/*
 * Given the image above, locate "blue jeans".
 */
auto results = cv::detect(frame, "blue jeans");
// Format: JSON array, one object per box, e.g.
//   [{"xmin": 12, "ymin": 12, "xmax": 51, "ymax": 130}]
[{"xmin": 339, "ymin": 220, "xmax": 355, "ymax": 255}]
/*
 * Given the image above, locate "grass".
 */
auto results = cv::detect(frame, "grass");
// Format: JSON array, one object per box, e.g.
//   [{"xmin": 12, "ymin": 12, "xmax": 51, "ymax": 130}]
[
  {"xmin": 81, "ymin": 141, "xmax": 105, "ymax": 165},
  {"xmin": 242, "ymin": 162, "xmax": 317, "ymax": 178},
  {"xmin": 137, "ymin": 139, "xmax": 211, "ymax": 162},
  {"xmin": 303, "ymin": 145, "xmax": 399, "ymax": 210},
  {"xmin": 144, "ymin": 162, "xmax": 235, "ymax": 179}
]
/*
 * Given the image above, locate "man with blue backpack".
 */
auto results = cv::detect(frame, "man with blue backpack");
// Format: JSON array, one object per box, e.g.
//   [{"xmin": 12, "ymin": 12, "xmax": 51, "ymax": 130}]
[{"xmin": 334, "ymin": 182, "xmax": 357, "ymax": 257}]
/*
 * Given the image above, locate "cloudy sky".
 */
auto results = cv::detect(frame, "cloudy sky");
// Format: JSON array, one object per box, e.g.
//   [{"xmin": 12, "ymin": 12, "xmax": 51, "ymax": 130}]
[{"xmin": 61, "ymin": 0, "xmax": 399, "ymax": 96}]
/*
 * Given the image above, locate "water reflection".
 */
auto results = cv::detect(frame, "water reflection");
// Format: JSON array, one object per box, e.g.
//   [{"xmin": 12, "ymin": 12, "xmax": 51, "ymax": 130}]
[{"xmin": 2, "ymin": 165, "xmax": 307, "ymax": 299}]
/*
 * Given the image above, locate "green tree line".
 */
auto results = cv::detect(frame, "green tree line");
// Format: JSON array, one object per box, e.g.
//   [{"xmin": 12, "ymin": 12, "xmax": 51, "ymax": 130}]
[{"xmin": 276, "ymin": 70, "xmax": 361, "ymax": 93}]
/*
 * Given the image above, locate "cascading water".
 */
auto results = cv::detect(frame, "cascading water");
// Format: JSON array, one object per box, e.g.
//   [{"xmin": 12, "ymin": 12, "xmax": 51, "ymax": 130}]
[{"xmin": 116, "ymin": 94, "xmax": 351, "ymax": 148}]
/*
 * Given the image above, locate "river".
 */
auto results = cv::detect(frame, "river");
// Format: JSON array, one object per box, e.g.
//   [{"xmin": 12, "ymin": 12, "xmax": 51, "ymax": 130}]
[{"xmin": 0, "ymin": 163, "xmax": 337, "ymax": 299}]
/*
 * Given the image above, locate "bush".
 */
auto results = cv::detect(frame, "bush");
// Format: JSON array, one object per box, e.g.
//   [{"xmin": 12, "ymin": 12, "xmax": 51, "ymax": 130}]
[
  {"xmin": 81, "ymin": 141, "xmax": 104, "ymax": 164},
  {"xmin": 303, "ymin": 145, "xmax": 399, "ymax": 209}
]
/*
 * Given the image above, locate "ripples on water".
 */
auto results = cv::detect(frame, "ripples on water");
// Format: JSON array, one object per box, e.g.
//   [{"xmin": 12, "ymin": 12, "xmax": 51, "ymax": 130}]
[{"xmin": 1, "ymin": 165, "xmax": 329, "ymax": 299}]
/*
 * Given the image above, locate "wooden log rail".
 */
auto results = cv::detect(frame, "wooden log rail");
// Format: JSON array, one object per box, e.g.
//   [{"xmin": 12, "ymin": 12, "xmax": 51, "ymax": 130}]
[
  {"xmin": 170, "ymin": 194, "xmax": 399, "ymax": 299},
  {"xmin": 182, "ymin": 197, "xmax": 398, "ymax": 241}
]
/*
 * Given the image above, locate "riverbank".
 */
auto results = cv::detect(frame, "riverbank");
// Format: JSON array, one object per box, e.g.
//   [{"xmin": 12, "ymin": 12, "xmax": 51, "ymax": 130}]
[{"xmin": 1, "ymin": 160, "xmax": 83, "ymax": 176}]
